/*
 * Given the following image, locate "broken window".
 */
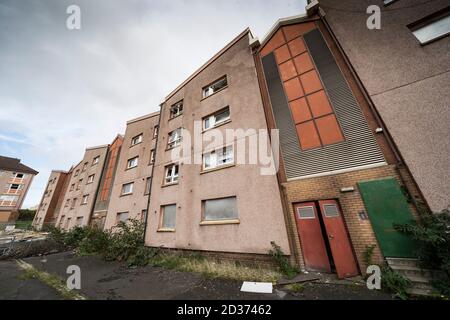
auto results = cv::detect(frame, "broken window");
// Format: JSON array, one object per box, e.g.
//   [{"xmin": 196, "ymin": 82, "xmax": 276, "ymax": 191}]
[
  {"xmin": 170, "ymin": 100, "xmax": 183, "ymax": 119},
  {"xmin": 164, "ymin": 164, "xmax": 179, "ymax": 184},
  {"xmin": 203, "ymin": 145, "xmax": 234, "ymax": 170},
  {"xmin": 167, "ymin": 128, "xmax": 182, "ymax": 149},
  {"xmin": 203, "ymin": 107, "xmax": 230, "ymax": 130},
  {"xmin": 203, "ymin": 76, "xmax": 228, "ymax": 98}
]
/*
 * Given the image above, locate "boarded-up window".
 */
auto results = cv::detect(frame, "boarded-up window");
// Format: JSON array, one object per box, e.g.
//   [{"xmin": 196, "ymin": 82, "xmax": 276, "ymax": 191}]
[
  {"xmin": 203, "ymin": 197, "xmax": 238, "ymax": 221},
  {"xmin": 297, "ymin": 206, "xmax": 315, "ymax": 219},
  {"xmin": 323, "ymin": 204, "xmax": 339, "ymax": 217},
  {"xmin": 161, "ymin": 204, "xmax": 176, "ymax": 229}
]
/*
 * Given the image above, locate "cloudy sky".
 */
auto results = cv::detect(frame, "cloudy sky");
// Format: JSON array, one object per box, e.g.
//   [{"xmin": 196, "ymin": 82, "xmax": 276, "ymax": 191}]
[{"xmin": 0, "ymin": 0, "xmax": 306, "ymax": 208}]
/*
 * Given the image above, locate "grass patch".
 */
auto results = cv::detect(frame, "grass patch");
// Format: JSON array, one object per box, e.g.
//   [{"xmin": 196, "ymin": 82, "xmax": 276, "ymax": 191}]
[
  {"xmin": 16, "ymin": 259, "xmax": 86, "ymax": 300},
  {"xmin": 15, "ymin": 220, "xmax": 33, "ymax": 230},
  {"xmin": 284, "ymin": 283, "xmax": 305, "ymax": 293},
  {"xmin": 151, "ymin": 253, "xmax": 283, "ymax": 282}
]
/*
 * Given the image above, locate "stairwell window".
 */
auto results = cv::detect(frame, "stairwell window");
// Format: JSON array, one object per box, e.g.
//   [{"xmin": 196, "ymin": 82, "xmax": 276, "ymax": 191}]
[
  {"xmin": 164, "ymin": 164, "xmax": 179, "ymax": 185},
  {"xmin": 159, "ymin": 204, "xmax": 176, "ymax": 231},
  {"xmin": 167, "ymin": 128, "xmax": 182, "ymax": 149},
  {"xmin": 116, "ymin": 212, "xmax": 128, "ymax": 223},
  {"xmin": 408, "ymin": 7, "xmax": 450, "ymax": 45},
  {"xmin": 121, "ymin": 182, "xmax": 134, "ymax": 196},
  {"xmin": 153, "ymin": 125, "xmax": 159, "ymax": 139},
  {"xmin": 127, "ymin": 156, "xmax": 139, "ymax": 169},
  {"xmin": 92, "ymin": 156, "xmax": 100, "ymax": 165},
  {"xmin": 170, "ymin": 100, "xmax": 183, "ymax": 119},
  {"xmin": 87, "ymin": 174, "xmax": 95, "ymax": 184},
  {"xmin": 131, "ymin": 133, "xmax": 143, "ymax": 146},
  {"xmin": 203, "ymin": 76, "xmax": 227, "ymax": 98},
  {"xmin": 144, "ymin": 177, "xmax": 152, "ymax": 195},
  {"xmin": 81, "ymin": 195, "xmax": 89, "ymax": 205},
  {"xmin": 13, "ymin": 173, "xmax": 25, "ymax": 179},
  {"xmin": 70, "ymin": 198, "xmax": 77, "ymax": 209},
  {"xmin": 149, "ymin": 149, "xmax": 155, "ymax": 164},
  {"xmin": 203, "ymin": 145, "xmax": 234, "ymax": 170},
  {"xmin": 201, "ymin": 196, "xmax": 239, "ymax": 224},
  {"xmin": 82, "ymin": 162, "xmax": 88, "ymax": 172},
  {"xmin": 203, "ymin": 107, "xmax": 230, "ymax": 130}
]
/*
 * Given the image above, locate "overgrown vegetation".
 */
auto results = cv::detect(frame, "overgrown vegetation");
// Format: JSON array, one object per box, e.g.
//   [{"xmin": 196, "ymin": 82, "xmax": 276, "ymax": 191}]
[
  {"xmin": 284, "ymin": 283, "xmax": 304, "ymax": 293},
  {"xmin": 17, "ymin": 209, "xmax": 36, "ymax": 221},
  {"xmin": 362, "ymin": 244, "xmax": 376, "ymax": 267},
  {"xmin": 268, "ymin": 241, "xmax": 299, "ymax": 279},
  {"xmin": 381, "ymin": 265, "xmax": 412, "ymax": 300},
  {"xmin": 395, "ymin": 208, "xmax": 450, "ymax": 297},
  {"xmin": 45, "ymin": 220, "xmax": 283, "ymax": 281}
]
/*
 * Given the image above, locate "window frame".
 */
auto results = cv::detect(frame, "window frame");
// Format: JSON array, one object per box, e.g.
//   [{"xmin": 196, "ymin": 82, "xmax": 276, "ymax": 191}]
[
  {"xmin": 200, "ymin": 196, "xmax": 239, "ymax": 225},
  {"xmin": 408, "ymin": 7, "xmax": 450, "ymax": 45},
  {"xmin": 116, "ymin": 211, "xmax": 129, "ymax": 224},
  {"xmin": 159, "ymin": 204, "xmax": 176, "ymax": 231},
  {"xmin": 202, "ymin": 145, "xmax": 234, "ymax": 171},
  {"xmin": 131, "ymin": 133, "xmax": 143, "ymax": 147},
  {"xmin": 144, "ymin": 177, "xmax": 152, "ymax": 195},
  {"xmin": 87, "ymin": 174, "xmax": 95, "ymax": 184},
  {"xmin": 149, "ymin": 149, "xmax": 156, "ymax": 164},
  {"xmin": 92, "ymin": 156, "xmax": 100, "ymax": 166},
  {"xmin": 121, "ymin": 182, "xmax": 134, "ymax": 196},
  {"xmin": 202, "ymin": 76, "xmax": 228, "ymax": 99},
  {"xmin": 126, "ymin": 156, "xmax": 139, "ymax": 170},
  {"xmin": 153, "ymin": 125, "xmax": 159, "ymax": 139},
  {"xmin": 164, "ymin": 163, "xmax": 179, "ymax": 185},
  {"xmin": 81, "ymin": 194, "xmax": 89, "ymax": 205},
  {"xmin": 169, "ymin": 100, "xmax": 184, "ymax": 119},
  {"xmin": 167, "ymin": 128, "xmax": 182, "ymax": 149},
  {"xmin": 202, "ymin": 106, "xmax": 231, "ymax": 131}
]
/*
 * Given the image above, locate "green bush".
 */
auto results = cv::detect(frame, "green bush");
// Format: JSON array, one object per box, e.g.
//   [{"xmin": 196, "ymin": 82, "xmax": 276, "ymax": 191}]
[
  {"xmin": 17, "ymin": 209, "xmax": 36, "ymax": 221},
  {"xmin": 395, "ymin": 208, "xmax": 450, "ymax": 297},
  {"xmin": 268, "ymin": 241, "xmax": 299, "ymax": 278},
  {"xmin": 381, "ymin": 265, "xmax": 412, "ymax": 300},
  {"xmin": 77, "ymin": 226, "xmax": 110, "ymax": 256}
]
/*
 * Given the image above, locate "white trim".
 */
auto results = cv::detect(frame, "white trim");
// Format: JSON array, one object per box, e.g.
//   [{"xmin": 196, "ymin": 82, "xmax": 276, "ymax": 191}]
[{"xmin": 286, "ymin": 162, "xmax": 388, "ymax": 182}]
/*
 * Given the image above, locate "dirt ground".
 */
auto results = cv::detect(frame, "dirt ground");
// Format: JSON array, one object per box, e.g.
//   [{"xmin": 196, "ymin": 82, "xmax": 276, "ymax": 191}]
[{"xmin": 0, "ymin": 251, "xmax": 394, "ymax": 300}]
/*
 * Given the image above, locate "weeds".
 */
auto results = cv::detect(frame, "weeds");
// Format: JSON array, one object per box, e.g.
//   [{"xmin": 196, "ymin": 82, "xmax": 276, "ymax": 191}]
[
  {"xmin": 381, "ymin": 265, "xmax": 412, "ymax": 300},
  {"xmin": 268, "ymin": 241, "xmax": 299, "ymax": 279},
  {"xmin": 285, "ymin": 283, "xmax": 304, "ymax": 293}
]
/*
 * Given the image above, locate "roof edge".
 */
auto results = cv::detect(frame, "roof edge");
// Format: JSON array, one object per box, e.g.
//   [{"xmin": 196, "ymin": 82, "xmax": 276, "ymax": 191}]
[
  {"xmin": 126, "ymin": 111, "xmax": 160, "ymax": 125},
  {"xmin": 85, "ymin": 144, "xmax": 109, "ymax": 151}
]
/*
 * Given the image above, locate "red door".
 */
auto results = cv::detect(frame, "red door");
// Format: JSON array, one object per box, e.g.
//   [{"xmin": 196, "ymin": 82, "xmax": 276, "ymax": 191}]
[
  {"xmin": 293, "ymin": 202, "xmax": 331, "ymax": 273},
  {"xmin": 318, "ymin": 200, "xmax": 358, "ymax": 278}
]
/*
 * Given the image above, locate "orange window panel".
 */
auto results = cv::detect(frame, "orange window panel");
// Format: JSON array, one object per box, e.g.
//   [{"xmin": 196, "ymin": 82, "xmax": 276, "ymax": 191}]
[
  {"xmin": 315, "ymin": 114, "xmax": 345, "ymax": 146},
  {"xmin": 288, "ymin": 37, "xmax": 306, "ymax": 57},
  {"xmin": 274, "ymin": 45, "xmax": 291, "ymax": 64},
  {"xmin": 307, "ymin": 90, "xmax": 333, "ymax": 118},
  {"xmin": 293, "ymin": 52, "xmax": 314, "ymax": 74},
  {"xmin": 282, "ymin": 23, "xmax": 316, "ymax": 42},
  {"xmin": 300, "ymin": 70, "xmax": 322, "ymax": 94},
  {"xmin": 279, "ymin": 60, "xmax": 297, "ymax": 81},
  {"xmin": 296, "ymin": 121, "xmax": 321, "ymax": 150},
  {"xmin": 290, "ymin": 98, "xmax": 312, "ymax": 124},
  {"xmin": 260, "ymin": 29, "xmax": 286, "ymax": 57},
  {"xmin": 284, "ymin": 77, "xmax": 304, "ymax": 101}
]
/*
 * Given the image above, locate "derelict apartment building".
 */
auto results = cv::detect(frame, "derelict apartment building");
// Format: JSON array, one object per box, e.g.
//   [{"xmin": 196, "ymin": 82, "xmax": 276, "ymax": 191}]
[{"xmin": 0, "ymin": 156, "xmax": 38, "ymax": 223}]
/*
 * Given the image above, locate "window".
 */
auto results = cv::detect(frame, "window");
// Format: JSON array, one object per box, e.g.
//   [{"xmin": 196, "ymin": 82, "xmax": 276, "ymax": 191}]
[
  {"xmin": 13, "ymin": 172, "xmax": 25, "ymax": 179},
  {"xmin": 87, "ymin": 174, "xmax": 95, "ymax": 184},
  {"xmin": 141, "ymin": 209, "xmax": 147, "ymax": 222},
  {"xmin": 170, "ymin": 100, "xmax": 183, "ymax": 119},
  {"xmin": 127, "ymin": 156, "xmax": 139, "ymax": 169},
  {"xmin": 164, "ymin": 164, "xmax": 179, "ymax": 184},
  {"xmin": 144, "ymin": 177, "xmax": 152, "ymax": 195},
  {"xmin": 64, "ymin": 199, "xmax": 70, "ymax": 207},
  {"xmin": 70, "ymin": 198, "xmax": 77, "ymax": 209},
  {"xmin": 82, "ymin": 162, "xmax": 88, "ymax": 172},
  {"xmin": 203, "ymin": 107, "xmax": 230, "ymax": 130},
  {"xmin": 408, "ymin": 7, "xmax": 450, "ymax": 45},
  {"xmin": 121, "ymin": 182, "xmax": 134, "ymax": 195},
  {"xmin": 160, "ymin": 204, "xmax": 176, "ymax": 230},
  {"xmin": 92, "ymin": 156, "xmax": 100, "ymax": 165},
  {"xmin": 202, "ymin": 76, "xmax": 227, "ymax": 98},
  {"xmin": 116, "ymin": 212, "xmax": 128, "ymax": 223},
  {"xmin": 167, "ymin": 128, "xmax": 182, "ymax": 149},
  {"xmin": 153, "ymin": 125, "xmax": 159, "ymax": 139},
  {"xmin": 131, "ymin": 134, "xmax": 143, "ymax": 146},
  {"xmin": 202, "ymin": 197, "xmax": 238, "ymax": 222},
  {"xmin": 77, "ymin": 179, "xmax": 83, "ymax": 190},
  {"xmin": 76, "ymin": 217, "xmax": 83, "ymax": 226},
  {"xmin": 150, "ymin": 149, "xmax": 155, "ymax": 164},
  {"xmin": 65, "ymin": 218, "xmax": 71, "ymax": 229},
  {"xmin": 203, "ymin": 145, "xmax": 234, "ymax": 170},
  {"xmin": 70, "ymin": 184, "xmax": 75, "ymax": 191},
  {"xmin": 53, "ymin": 178, "xmax": 57, "ymax": 184},
  {"xmin": 0, "ymin": 195, "xmax": 19, "ymax": 206},
  {"xmin": 9, "ymin": 184, "xmax": 21, "ymax": 190},
  {"xmin": 383, "ymin": 0, "xmax": 398, "ymax": 6},
  {"xmin": 74, "ymin": 170, "xmax": 79, "ymax": 177},
  {"xmin": 81, "ymin": 195, "xmax": 89, "ymax": 205}
]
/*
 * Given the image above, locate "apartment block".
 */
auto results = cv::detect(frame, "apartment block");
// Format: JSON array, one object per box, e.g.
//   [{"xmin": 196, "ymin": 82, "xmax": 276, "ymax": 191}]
[
  {"xmin": 145, "ymin": 30, "xmax": 291, "ymax": 258},
  {"xmin": 254, "ymin": 9, "xmax": 427, "ymax": 276},
  {"xmin": 32, "ymin": 170, "xmax": 70, "ymax": 230},
  {"xmin": 0, "ymin": 156, "xmax": 38, "ymax": 223},
  {"xmin": 317, "ymin": 0, "xmax": 450, "ymax": 213},
  {"xmin": 55, "ymin": 145, "xmax": 109, "ymax": 230},
  {"xmin": 103, "ymin": 113, "xmax": 159, "ymax": 229}
]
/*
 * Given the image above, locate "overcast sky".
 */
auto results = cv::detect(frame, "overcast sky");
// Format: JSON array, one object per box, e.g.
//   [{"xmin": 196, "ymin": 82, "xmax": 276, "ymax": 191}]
[{"xmin": 0, "ymin": 0, "xmax": 306, "ymax": 208}]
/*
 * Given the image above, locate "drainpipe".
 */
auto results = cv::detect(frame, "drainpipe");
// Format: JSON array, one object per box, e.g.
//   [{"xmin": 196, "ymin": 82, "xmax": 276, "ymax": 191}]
[
  {"xmin": 317, "ymin": 7, "xmax": 431, "ymax": 213},
  {"xmin": 143, "ymin": 105, "xmax": 163, "ymax": 243},
  {"xmin": 87, "ymin": 146, "xmax": 110, "ymax": 227}
]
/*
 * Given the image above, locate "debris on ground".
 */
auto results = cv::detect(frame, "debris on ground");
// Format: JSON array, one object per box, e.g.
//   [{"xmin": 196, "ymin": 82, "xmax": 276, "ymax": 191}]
[
  {"xmin": 278, "ymin": 273, "xmax": 321, "ymax": 285},
  {"xmin": 240, "ymin": 281, "xmax": 273, "ymax": 293}
]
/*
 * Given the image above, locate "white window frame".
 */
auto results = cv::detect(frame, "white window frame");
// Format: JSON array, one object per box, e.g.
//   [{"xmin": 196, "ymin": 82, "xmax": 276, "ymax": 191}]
[
  {"xmin": 153, "ymin": 125, "xmax": 159, "ymax": 139},
  {"xmin": 0, "ymin": 195, "xmax": 19, "ymax": 206},
  {"xmin": 167, "ymin": 128, "xmax": 182, "ymax": 149},
  {"xmin": 203, "ymin": 145, "xmax": 234, "ymax": 170},
  {"xmin": 202, "ymin": 76, "xmax": 228, "ymax": 98},
  {"xmin": 409, "ymin": 9, "xmax": 450, "ymax": 45},
  {"xmin": 127, "ymin": 156, "xmax": 139, "ymax": 169},
  {"xmin": 144, "ymin": 177, "xmax": 152, "ymax": 195},
  {"xmin": 150, "ymin": 149, "xmax": 155, "ymax": 164},
  {"xmin": 164, "ymin": 164, "xmax": 179, "ymax": 184},
  {"xmin": 170, "ymin": 100, "xmax": 183, "ymax": 119},
  {"xmin": 92, "ymin": 156, "xmax": 100, "ymax": 165},
  {"xmin": 81, "ymin": 194, "xmax": 89, "ymax": 205},
  {"xmin": 203, "ymin": 107, "xmax": 230, "ymax": 130},
  {"xmin": 131, "ymin": 134, "xmax": 143, "ymax": 146},
  {"xmin": 121, "ymin": 182, "xmax": 134, "ymax": 195},
  {"xmin": 13, "ymin": 172, "xmax": 25, "ymax": 179},
  {"xmin": 87, "ymin": 174, "xmax": 95, "ymax": 184}
]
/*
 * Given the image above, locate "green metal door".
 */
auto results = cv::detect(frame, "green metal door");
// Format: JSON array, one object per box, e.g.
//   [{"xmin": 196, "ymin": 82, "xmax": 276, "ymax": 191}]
[{"xmin": 358, "ymin": 178, "xmax": 417, "ymax": 258}]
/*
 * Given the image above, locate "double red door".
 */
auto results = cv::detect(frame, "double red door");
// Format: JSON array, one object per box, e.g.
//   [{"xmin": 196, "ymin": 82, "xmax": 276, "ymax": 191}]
[{"xmin": 293, "ymin": 200, "xmax": 358, "ymax": 279}]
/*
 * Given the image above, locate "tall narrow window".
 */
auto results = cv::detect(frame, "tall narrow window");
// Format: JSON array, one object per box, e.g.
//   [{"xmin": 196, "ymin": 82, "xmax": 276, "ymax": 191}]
[
  {"xmin": 144, "ymin": 177, "xmax": 152, "ymax": 195},
  {"xmin": 203, "ymin": 76, "xmax": 227, "ymax": 98},
  {"xmin": 203, "ymin": 145, "xmax": 234, "ymax": 170},
  {"xmin": 203, "ymin": 107, "xmax": 230, "ymax": 130},
  {"xmin": 131, "ymin": 133, "xmax": 143, "ymax": 146},
  {"xmin": 408, "ymin": 7, "xmax": 450, "ymax": 45},
  {"xmin": 92, "ymin": 156, "xmax": 100, "ymax": 165},
  {"xmin": 81, "ymin": 194, "xmax": 89, "ymax": 205},
  {"xmin": 82, "ymin": 162, "xmax": 88, "ymax": 172},
  {"xmin": 121, "ymin": 182, "xmax": 134, "ymax": 195},
  {"xmin": 160, "ymin": 204, "xmax": 176, "ymax": 230},
  {"xmin": 164, "ymin": 164, "xmax": 179, "ymax": 184},
  {"xmin": 149, "ymin": 149, "xmax": 155, "ymax": 164},
  {"xmin": 77, "ymin": 179, "xmax": 83, "ymax": 190},
  {"xmin": 127, "ymin": 156, "xmax": 139, "ymax": 169},
  {"xmin": 87, "ymin": 174, "xmax": 95, "ymax": 184},
  {"xmin": 167, "ymin": 128, "xmax": 182, "ymax": 149},
  {"xmin": 70, "ymin": 198, "xmax": 77, "ymax": 209},
  {"xmin": 170, "ymin": 100, "xmax": 183, "ymax": 119},
  {"xmin": 76, "ymin": 217, "xmax": 83, "ymax": 226},
  {"xmin": 153, "ymin": 125, "xmax": 159, "ymax": 139}
]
